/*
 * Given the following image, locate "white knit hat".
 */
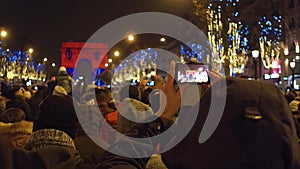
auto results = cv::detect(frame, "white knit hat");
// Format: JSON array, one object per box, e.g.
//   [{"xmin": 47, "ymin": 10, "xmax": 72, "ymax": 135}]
[
  {"xmin": 52, "ymin": 85, "xmax": 68, "ymax": 96},
  {"xmin": 58, "ymin": 66, "xmax": 67, "ymax": 73}
]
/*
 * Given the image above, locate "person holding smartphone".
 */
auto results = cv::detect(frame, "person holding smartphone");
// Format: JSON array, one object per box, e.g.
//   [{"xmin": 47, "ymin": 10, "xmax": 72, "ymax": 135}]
[{"xmin": 97, "ymin": 61, "xmax": 300, "ymax": 169}]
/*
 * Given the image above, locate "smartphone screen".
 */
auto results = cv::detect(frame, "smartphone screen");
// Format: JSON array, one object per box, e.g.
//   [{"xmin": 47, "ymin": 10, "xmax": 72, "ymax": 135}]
[
  {"xmin": 146, "ymin": 80, "xmax": 155, "ymax": 87},
  {"xmin": 175, "ymin": 63, "xmax": 210, "ymax": 84}
]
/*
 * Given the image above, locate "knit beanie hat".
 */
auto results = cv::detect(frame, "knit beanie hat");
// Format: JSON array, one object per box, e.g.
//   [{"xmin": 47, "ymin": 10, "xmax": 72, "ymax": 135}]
[
  {"xmin": 58, "ymin": 66, "xmax": 67, "ymax": 73},
  {"xmin": 24, "ymin": 129, "xmax": 75, "ymax": 151},
  {"xmin": 52, "ymin": 85, "xmax": 68, "ymax": 96}
]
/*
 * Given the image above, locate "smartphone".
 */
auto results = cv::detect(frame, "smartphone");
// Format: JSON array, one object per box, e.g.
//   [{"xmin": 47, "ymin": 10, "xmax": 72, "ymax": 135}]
[
  {"xmin": 146, "ymin": 80, "xmax": 155, "ymax": 87},
  {"xmin": 175, "ymin": 63, "xmax": 210, "ymax": 84}
]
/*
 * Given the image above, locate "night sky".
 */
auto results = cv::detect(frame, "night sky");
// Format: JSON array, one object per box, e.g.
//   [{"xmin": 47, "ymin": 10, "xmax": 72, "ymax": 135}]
[{"xmin": 0, "ymin": 0, "xmax": 194, "ymax": 65}]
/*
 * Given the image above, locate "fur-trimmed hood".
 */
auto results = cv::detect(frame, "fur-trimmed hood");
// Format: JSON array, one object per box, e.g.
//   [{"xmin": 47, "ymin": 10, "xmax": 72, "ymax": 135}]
[{"xmin": 0, "ymin": 120, "xmax": 33, "ymax": 136}]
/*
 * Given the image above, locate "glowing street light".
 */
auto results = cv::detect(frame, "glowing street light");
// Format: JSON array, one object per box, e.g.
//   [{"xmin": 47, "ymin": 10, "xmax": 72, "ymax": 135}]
[
  {"xmin": 28, "ymin": 48, "xmax": 34, "ymax": 54},
  {"xmin": 108, "ymin": 58, "xmax": 112, "ymax": 63},
  {"xmin": 52, "ymin": 62, "xmax": 56, "ymax": 67},
  {"xmin": 43, "ymin": 57, "xmax": 48, "ymax": 62},
  {"xmin": 105, "ymin": 63, "xmax": 109, "ymax": 67},
  {"xmin": 128, "ymin": 34, "xmax": 134, "ymax": 41},
  {"xmin": 114, "ymin": 51, "xmax": 120, "ymax": 57},
  {"xmin": 0, "ymin": 30, "xmax": 7, "ymax": 38}
]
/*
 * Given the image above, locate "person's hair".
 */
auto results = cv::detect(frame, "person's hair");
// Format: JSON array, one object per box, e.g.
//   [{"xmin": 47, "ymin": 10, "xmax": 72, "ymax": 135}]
[
  {"xmin": 0, "ymin": 108, "xmax": 26, "ymax": 123},
  {"xmin": 95, "ymin": 88, "xmax": 110, "ymax": 105}
]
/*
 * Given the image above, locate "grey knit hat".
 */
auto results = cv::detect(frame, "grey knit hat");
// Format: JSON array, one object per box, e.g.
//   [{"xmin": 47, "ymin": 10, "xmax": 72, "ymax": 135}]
[{"xmin": 24, "ymin": 129, "xmax": 75, "ymax": 151}]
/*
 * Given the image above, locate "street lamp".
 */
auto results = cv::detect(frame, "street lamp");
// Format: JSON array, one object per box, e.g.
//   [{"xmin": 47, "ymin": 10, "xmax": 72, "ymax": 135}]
[
  {"xmin": 252, "ymin": 50, "xmax": 259, "ymax": 80},
  {"xmin": 28, "ymin": 48, "xmax": 33, "ymax": 54},
  {"xmin": 128, "ymin": 34, "xmax": 134, "ymax": 41},
  {"xmin": 0, "ymin": 30, "xmax": 7, "ymax": 50},
  {"xmin": 0, "ymin": 30, "xmax": 7, "ymax": 38},
  {"xmin": 114, "ymin": 51, "xmax": 120, "ymax": 57},
  {"xmin": 290, "ymin": 59, "xmax": 296, "ymax": 90}
]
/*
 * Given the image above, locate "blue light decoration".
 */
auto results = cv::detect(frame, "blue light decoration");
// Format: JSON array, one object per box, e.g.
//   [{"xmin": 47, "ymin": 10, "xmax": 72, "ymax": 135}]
[
  {"xmin": 180, "ymin": 42, "xmax": 211, "ymax": 63},
  {"xmin": 111, "ymin": 48, "xmax": 158, "ymax": 87},
  {"xmin": 258, "ymin": 15, "xmax": 282, "ymax": 43},
  {"xmin": 95, "ymin": 68, "xmax": 105, "ymax": 86},
  {"xmin": 258, "ymin": 14, "xmax": 282, "ymax": 78},
  {"xmin": 207, "ymin": 0, "xmax": 250, "ymax": 55},
  {"xmin": 0, "ymin": 41, "xmax": 46, "ymax": 81}
]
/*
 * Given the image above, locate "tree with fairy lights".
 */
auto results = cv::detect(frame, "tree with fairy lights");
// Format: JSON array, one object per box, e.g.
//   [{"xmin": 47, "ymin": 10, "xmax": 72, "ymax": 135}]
[
  {"xmin": 192, "ymin": 0, "xmax": 250, "ymax": 76},
  {"xmin": 258, "ymin": 15, "xmax": 282, "ymax": 77}
]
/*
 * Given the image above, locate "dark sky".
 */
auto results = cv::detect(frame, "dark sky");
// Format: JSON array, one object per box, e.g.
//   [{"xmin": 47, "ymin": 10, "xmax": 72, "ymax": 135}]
[{"xmin": 0, "ymin": 0, "xmax": 194, "ymax": 64}]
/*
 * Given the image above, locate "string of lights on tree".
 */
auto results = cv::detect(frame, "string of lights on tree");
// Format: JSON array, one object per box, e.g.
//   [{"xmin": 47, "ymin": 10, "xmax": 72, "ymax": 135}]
[
  {"xmin": 191, "ymin": 0, "xmax": 249, "ymax": 76},
  {"xmin": 0, "ymin": 46, "xmax": 46, "ymax": 82},
  {"xmin": 258, "ymin": 15, "xmax": 282, "ymax": 74},
  {"xmin": 111, "ymin": 48, "xmax": 157, "ymax": 86}
]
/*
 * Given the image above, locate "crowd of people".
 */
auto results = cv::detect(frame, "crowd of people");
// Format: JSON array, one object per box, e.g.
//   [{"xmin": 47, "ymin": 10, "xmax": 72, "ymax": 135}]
[
  {"xmin": 0, "ymin": 65, "xmax": 169, "ymax": 169},
  {"xmin": 0, "ymin": 63, "xmax": 299, "ymax": 169}
]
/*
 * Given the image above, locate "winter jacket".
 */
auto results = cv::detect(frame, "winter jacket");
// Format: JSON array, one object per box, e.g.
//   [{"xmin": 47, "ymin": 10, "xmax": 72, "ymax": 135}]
[
  {"xmin": 74, "ymin": 104, "xmax": 108, "ymax": 168},
  {"xmin": 56, "ymin": 73, "xmax": 72, "ymax": 95}
]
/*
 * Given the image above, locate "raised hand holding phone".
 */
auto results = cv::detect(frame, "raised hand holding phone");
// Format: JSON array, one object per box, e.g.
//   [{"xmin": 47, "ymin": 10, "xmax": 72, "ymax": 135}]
[{"xmin": 159, "ymin": 61, "xmax": 188, "ymax": 123}]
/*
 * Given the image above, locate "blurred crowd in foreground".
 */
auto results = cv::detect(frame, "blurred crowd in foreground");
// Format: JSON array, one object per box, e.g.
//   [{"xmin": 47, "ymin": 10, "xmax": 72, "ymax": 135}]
[{"xmin": 0, "ymin": 64, "xmax": 299, "ymax": 169}]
